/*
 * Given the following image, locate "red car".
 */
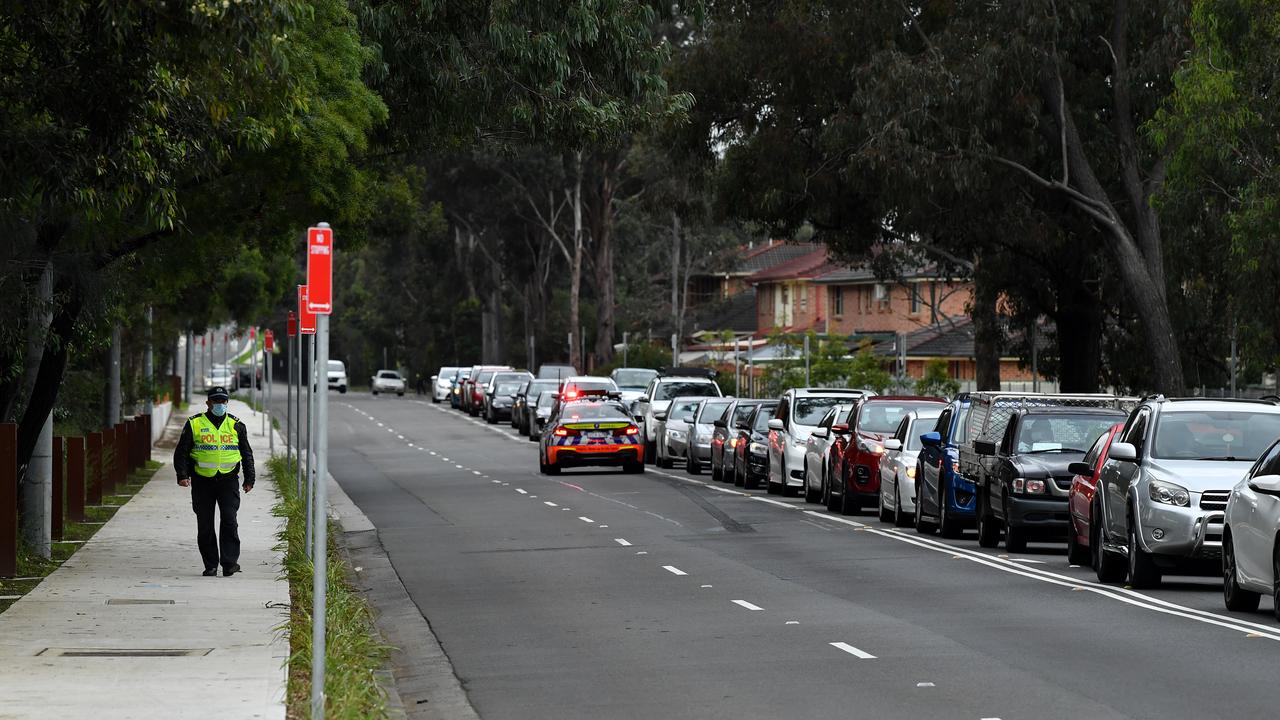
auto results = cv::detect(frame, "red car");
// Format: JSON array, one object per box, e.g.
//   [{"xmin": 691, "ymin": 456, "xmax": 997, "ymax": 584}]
[
  {"xmin": 829, "ymin": 396, "xmax": 946, "ymax": 515},
  {"xmin": 1066, "ymin": 422, "xmax": 1125, "ymax": 572}
]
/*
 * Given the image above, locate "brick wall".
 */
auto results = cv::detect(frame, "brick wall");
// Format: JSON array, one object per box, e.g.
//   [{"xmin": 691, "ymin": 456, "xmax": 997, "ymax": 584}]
[{"xmin": 826, "ymin": 280, "xmax": 971, "ymax": 335}]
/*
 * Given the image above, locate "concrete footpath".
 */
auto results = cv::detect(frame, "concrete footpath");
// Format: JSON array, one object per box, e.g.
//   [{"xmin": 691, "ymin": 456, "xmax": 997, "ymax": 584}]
[{"xmin": 0, "ymin": 399, "xmax": 288, "ymax": 720}]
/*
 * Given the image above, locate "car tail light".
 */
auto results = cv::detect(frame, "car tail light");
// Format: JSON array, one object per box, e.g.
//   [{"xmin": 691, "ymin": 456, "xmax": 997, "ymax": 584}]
[
  {"xmin": 624, "ymin": 426, "xmax": 639, "ymax": 435},
  {"xmin": 730, "ymin": 438, "xmax": 739, "ymax": 448},
  {"xmin": 554, "ymin": 427, "xmax": 570, "ymax": 437},
  {"xmin": 564, "ymin": 389, "xmax": 579, "ymax": 400}
]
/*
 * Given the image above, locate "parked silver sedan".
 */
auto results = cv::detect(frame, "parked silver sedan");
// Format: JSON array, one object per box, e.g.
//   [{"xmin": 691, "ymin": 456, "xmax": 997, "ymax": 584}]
[
  {"xmin": 656, "ymin": 397, "xmax": 703, "ymax": 469},
  {"xmin": 803, "ymin": 404, "xmax": 855, "ymax": 504},
  {"xmin": 878, "ymin": 408, "xmax": 944, "ymax": 526},
  {"xmin": 1223, "ymin": 436, "xmax": 1280, "ymax": 620}
]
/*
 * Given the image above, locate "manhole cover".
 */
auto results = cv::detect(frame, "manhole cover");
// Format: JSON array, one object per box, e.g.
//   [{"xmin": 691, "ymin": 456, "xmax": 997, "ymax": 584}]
[
  {"xmin": 38, "ymin": 648, "xmax": 212, "ymax": 657},
  {"xmin": 106, "ymin": 599, "xmax": 175, "ymax": 605}
]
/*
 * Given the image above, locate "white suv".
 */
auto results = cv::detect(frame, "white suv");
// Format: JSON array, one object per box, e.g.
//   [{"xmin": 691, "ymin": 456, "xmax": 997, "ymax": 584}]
[
  {"xmin": 767, "ymin": 388, "xmax": 872, "ymax": 495},
  {"xmin": 327, "ymin": 360, "xmax": 348, "ymax": 394},
  {"xmin": 371, "ymin": 369, "xmax": 406, "ymax": 396},
  {"xmin": 632, "ymin": 372, "xmax": 722, "ymax": 463}
]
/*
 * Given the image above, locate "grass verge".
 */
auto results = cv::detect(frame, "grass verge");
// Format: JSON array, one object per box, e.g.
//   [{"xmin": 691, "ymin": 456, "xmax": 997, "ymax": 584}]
[
  {"xmin": 0, "ymin": 460, "xmax": 162, "ymax": 613},
  {"xmin": 269, "ymin": 455, "xmax": 390, "ymax": 719}
]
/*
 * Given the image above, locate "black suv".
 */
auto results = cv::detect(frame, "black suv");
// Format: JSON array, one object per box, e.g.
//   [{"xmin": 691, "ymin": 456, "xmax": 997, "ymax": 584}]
[{"xmin": 973, "ymin": 406, "xmax": 1126, "ymax": 551}]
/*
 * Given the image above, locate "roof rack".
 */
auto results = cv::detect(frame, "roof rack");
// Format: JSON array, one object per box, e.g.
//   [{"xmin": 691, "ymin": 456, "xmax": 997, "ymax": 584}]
[{"xmin": 658, "ymin": 366, "xmax": 717, "ymax": 379}]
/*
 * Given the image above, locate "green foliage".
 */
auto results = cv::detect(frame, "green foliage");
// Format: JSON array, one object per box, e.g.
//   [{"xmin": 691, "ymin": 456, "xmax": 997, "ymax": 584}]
[
  {"xmin": 759, "ymin": 332, "xmax": 893, "ymax": 397},
  {"xmin": 596, "ymin": 342, "xmax": 676, "ymax": 375},
  {"xmin": 916, "ymin": 359, "xmax": 961, "ymax": 400}
]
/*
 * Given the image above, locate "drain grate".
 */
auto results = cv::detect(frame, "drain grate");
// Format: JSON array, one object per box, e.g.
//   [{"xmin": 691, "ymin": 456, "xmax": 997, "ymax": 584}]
[
  {"xmin": 106, "ymin": 598, "xmax": 175, "ymax": 605},
  {"xmin": 38, "ymin": 648, "xmax": 212, "ymax": 657}
]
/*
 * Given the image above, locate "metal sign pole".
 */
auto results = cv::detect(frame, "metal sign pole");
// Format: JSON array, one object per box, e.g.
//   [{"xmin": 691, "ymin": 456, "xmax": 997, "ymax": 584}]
[
  {"xmin": 286, "ymin": 333, "xmax": 292, "ymax": 470},
  {"xmin": 311, "ymin": 313, "xmax": 330, "ymax": 720},
  {"xmin": 266, "ymin": 346, "xmax": 273, "ymax": 454},
  {"xmin": 305, "ymin": 334, "xmax": 314, "ymax": 555}
]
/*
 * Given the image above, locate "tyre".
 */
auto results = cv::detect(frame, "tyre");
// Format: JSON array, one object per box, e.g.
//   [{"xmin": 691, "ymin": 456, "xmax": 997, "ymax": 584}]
[
  {"xmin": 743, "ymin": 464, "xmax": 760, "ymax": 490},
  {"xmin": 804, "ymin": 462, "xmax": 821, "ymax": 504},
  {"xmin": 878, "ymin": 485, "xmax": 893, "ymax": 522},
  {"xmin": 624, "ymin": 460, "xmax": 644, "ymax": 474},
  {"xmin": 733, "ymin": 459, "xmax": 746, "ymax": 488},
  {"xmin": 372, "ymin": 390, "xmax": 378, "ymax": 396},
  {"xmin": 1092, "ymin": 504, "xmax": 1127, "ymax": 583},
  {"xmin": 822, "ymin": 465, "xmax": 834, "ymax": 509},
  {"xmin": 1004, "ymin": 523, "xmax": 1027, "ymax": 553},
  {"xmin": 645, "ymin": 439, "xmax": 657, "ymax": 465},
  {"xmin": 976, "ymin": 493, "xmax": 1000, "ymax": 549},
  {"xmin": 1273, "ymin": 548, "xmax": 1280, "ymax": 622},
  {"xmin": 1127, "ymin": 518, "xmax": 1161, "ymax": 589},
  {"xmin": 914, "ymin": 482, "xmax": 937, "ymax": 535},
  {"xmin": 1066, "ymin": 518, "xmax": 1091, "ymax": 567},
  {"xmin": 545, "ymin": 463, "xmax": 561, "ymax": 475},
  {"xmin": 711, "ymin": 455, "xmax": 723, "ymax": 483},
  {"xmin": 767, "ymin": 460, "xmax": 783, "ymax": 495},
  {"xmin": 1223, "ymin": 533, "xmax": 1261, "ymax": 612},
  {"xmin": 893, "ymin": 483, "xmax": 910, "ymax": 527},
  {"xmin": 838, "ymin": 485, "xmax": 858, "ymax": 516},
  {"xmin": 687, "ymin": 447, "xmax": 702, "ymax": 475},
  {"xmin": 938, "ymin": 488, "xmax": 962, "ymax": 539},
  {"xmin": 340, "ymin": 387, "xmax": 347, "ymax": 394},
  {"xmin": 397, "ymin": 391, "xmax": 404, "ymax": 397}
]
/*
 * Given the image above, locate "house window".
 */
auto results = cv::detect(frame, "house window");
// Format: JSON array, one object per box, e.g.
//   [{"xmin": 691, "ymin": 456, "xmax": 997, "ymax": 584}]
[
  {"xmin": 910, "ymin": 284, "xmax": 922, "ymax": 315},
  {"xmin": 833, "ymin": 287, "xmax": 844, "ymax": 315},
  {"xmin": 873, "ymin": 283, "xmax": 889, "ymax": 310}
]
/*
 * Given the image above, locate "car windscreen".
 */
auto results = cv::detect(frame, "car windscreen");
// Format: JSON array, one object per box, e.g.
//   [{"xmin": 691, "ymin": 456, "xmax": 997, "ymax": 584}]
[
  {"xmin": 1151, "ymin": 410, "xmax": 1280, "ymax": 461},
  {"xmin": 561, "ymin": 403, "xmax": 630, "ymax": 421},
  {"xmin": 377, "ymin": 371, "xmax": 399, "ymax": 379},
  {"xmin": 793, "ymin": 396, "xmax": 853, "ymax": 426},
  {"xmin": 613, "ymin": 369, "xmax": 658, "ymax": 389},
  {"xmin": 654, "ymin": 381, "xmax": 718, "ymax": 401},
  {"xmin": 458, "ymin": 370, "xmax": 472, "ymax": 379},
  {"xmin": 328, "ymin": 361, "xmax": 345, "ymax": 372},
  {"xmin": 669, "ymin": 400, "xmax": 701, "ymax": 421},
  {"xmin": 858, "ymin": 402, "xmax": 944, "ymax": 434},
  {"xmin": 1015, "ymin": 414, "xmax": 1121, "ymax": 453},
  {"xmin": 495, "ymin": 382, "xmax": 523, "ymax": 396},
  {"xmin": 752, "ymin": 404, "xmax": 779, "ymax": 432},
  {"xmin": 697, "ymin": 399, "xmax": 733, "ymax": 424}
]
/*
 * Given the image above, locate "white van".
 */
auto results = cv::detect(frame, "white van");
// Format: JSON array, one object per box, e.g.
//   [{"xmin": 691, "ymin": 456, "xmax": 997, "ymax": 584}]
[{"xmin": 327, "ymin": 360, "xmax": 348, "ymax": 393}]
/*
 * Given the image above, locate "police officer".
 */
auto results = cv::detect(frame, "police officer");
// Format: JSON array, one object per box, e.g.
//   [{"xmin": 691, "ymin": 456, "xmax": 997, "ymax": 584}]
[{"xmin": 173, "ymin": 386, "xmax": 255, "ymax": 576}]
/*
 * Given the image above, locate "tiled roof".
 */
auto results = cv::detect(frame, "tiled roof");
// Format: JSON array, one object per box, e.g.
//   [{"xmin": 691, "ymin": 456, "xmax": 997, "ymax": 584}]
[
  {"xmin": 866, "ymin": 317, "xmax": 1052, "ymax": 359},
  {"xmin": 749, "ymin": 247, "xmax": 830, "ymax": 282},
  {"xmin": 814, "ymin": 263, "xmax": 946, "ymax": 284},
  {"xmin": 733, "ymin": 242, "xmax": 823, "ymax": 274},
  {"xmin": 692, "ymin": 288, "xmax": 759, "ymax": 333}
]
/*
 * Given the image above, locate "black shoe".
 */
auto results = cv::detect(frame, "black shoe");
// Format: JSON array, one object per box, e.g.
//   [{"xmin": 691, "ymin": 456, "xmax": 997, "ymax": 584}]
[
  {"xmin": 203, "ymin": 568, "xmax": 218, "ymax": 577},
  {"xmin": 222, "ymin": 563, "xmax": 240, "ymax": 577}
]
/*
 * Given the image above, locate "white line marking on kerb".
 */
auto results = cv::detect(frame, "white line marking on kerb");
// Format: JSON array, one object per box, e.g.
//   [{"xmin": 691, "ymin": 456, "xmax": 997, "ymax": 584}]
[
  {"xmin": 543, "ymin": 501, "xmax": 557, "ymax": 507},
  {"xmin": 732, "ymin": 600, "xmax": 763, "ymax": 611},
  {"xmin": 614, "ymin": 538, "xmax": 631, "ymax": 546},
  {"xmin": 662, "ymin": 566, "xmax": 687, "ymax": 576},
  {"xmin": 751, "ymin": 496, "xmax": 798, "ymax": 509},
  {"xmin": 830, "ymin": 642, "xmax": 876, "ymax": 659},
  {"xmin": 578, "ymin": 516, "xmax": 595, "ymax": 523}
]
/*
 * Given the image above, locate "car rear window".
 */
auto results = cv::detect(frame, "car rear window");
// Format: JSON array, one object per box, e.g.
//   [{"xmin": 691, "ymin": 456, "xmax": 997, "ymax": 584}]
[
  {"xmin": 613, "ymin": 369, "xmax": 658, "ymax": 389},
  {"xmin": 752, "ymin": 404, "xmax": 779, "ymax": 432},
  {"xmin": 562, "ymin": 403, "xmax": 630, "ymax": 421},
  {"xmin": 377, "ymin": 371, "xmax": 399, "ymax": 379},
  {"xmin": 495, "ymin": 382, "xmax": 523, "ymax": 396},
  {"xmin": 329, "ymin": 361, "xmax": 345, "ymax": 372},
  {"xmin": 476, "ymin": 371, "xmax": 495, "ymax": 383},
  {"xmin": 536, "ymin": 392, "xmax": 557, "ymax": 408},
  {"xmin": 793, "ymin": 396, "xmax": 850, "ymax": 426},
  {"xmin": 669, "ymin": 400, "xmax": 701, "ymax": 421},
  {"xmin": 697, "ymin": 400, "xmax": 733, "ymax": 423},
  {"xmin": 732, "ymin": 403, "xmax": 759, "ymax": 425},
  {"xmin": 528, "ymin": 380, "xmax": 560, "ymax": 395},
  {"xmin": 655, "ymin": 381, "xmax": 719, "ymax": 401}
]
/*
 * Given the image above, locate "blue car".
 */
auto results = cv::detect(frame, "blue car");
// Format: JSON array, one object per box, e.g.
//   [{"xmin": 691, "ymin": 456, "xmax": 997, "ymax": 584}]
[{"xmin": 914, "ymin": 394, "xmax": 976, "ymax": 538}]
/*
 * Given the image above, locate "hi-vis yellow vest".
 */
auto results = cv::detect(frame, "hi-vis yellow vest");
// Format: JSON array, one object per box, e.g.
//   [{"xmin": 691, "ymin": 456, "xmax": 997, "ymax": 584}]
[{"xmin": 189, "ymin": 414, "xmax": 242, "ymax": 477}]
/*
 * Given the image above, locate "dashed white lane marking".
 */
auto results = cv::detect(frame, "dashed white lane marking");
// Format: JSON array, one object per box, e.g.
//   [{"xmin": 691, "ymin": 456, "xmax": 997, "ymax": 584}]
[
  {"xmin": 636, "ymin": 551, "xmax": 648, "ymax": 555},
  {"xmin": 662, "ymin": 566, "xmax": 687, "ymax": 576},
  {"xmin": 377, "ymin": 422, "xmax": 384, "ymax": 427},
  {"xmin": 707, "ymin": 485, "xmax": 745, "ymax": 495},
  {"xmin": 490, "ymin": 480, "xmax": 501, "ymax": 484},
  {"xmin": 614, "ymin": 538, "xmax": 631, "ymax": 546},
  {"xmin": 472, "ymin": 470, "xmax": 482, "ymax": 475},
  {"xmin": 397, "ymin": 434, "xmax": 405, "ymax": 439},
  {"xmin": 455, "ymin": 464, "xmax": 465, "ymax": 469},
  {"xmin": 429, "ymin": 451, "xmax": 437, "ymax": 455},
  {"xmin": 516, "ymin": 489, "xmax": 528, "ymax": 495},
  {"xmin": 916, "ymin": 682, "xmax": 935, "ymax": 688},
  {"xmin": 732, "ymin": 600, "xmax": 763, "ymax": 611},
  {"xmin": 543, "ymin": 501, "xmax": 558, "ymax": 507},
  {"xmin": 701, "ymin": 584, "xmax": 713, "ymax": 588},
  {"xmin": 785, "ymin": 620, "xmax": 799, "ymax": 625},
  {"xmin": 751, "ymin": 496, "xmax": 797, "ymax": 509},
  {"xmin": 578, "ymin": 516, "xmax": 595, "ymax": 523},
  {"xmin": 441, "ymin": 457, "xmax": 450, "ymax": 462},
  {"xmin": 830, "ymin": 642, "xmax": 876, "ymax": 659},
  {"xmin": 598, "ymin": 525, "xmax": 608, "ymax": 528}
]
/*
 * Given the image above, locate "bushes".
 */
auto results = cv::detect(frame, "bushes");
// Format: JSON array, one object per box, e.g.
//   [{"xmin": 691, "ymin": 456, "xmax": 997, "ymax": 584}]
[{"xmin": 269, "ymin": 456, "xmax": 390, "ymax": 719}]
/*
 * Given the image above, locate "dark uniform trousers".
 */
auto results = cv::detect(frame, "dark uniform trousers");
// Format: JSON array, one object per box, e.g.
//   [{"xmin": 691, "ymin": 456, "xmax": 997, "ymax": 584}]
[{"xmin": 192, "ymin": 474, "xmax": 241, "ymax": 570}]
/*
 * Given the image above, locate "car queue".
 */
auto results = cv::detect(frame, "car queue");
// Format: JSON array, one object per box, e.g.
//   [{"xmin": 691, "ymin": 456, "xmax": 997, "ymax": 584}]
[{"xmin": 431, "ymin": 361, "xmax": 1280, "ymax": 622}]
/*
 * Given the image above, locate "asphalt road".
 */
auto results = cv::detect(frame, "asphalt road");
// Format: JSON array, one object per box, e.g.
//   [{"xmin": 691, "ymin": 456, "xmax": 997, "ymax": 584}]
[{"xmin": 308, "ymin": 389, "xmax": 1280, "ymax": 720}]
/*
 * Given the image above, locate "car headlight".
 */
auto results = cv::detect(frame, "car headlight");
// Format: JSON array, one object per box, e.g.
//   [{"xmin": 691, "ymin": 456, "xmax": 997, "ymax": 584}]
[
  {"xmin": 1148, "ymin": 478, "xmax": 1190, "ymax": 507},
  {"xmin": 669, "ymin": 430, "xmax": 686, "ymax": 441},
  {"xmin": 749, "ymin": 441, "xmax": 767, "ymax": 455},
  {"xmin": 1012, "ymin": 477, "xmax": 1046, "ymax": 494},
  {"xmin": 858, "ymin": 438, "xmax": 884, "ymax": 454},
  {"xmin": 906, "ymin": 466, "xmax": 917, "ymax": 479}
]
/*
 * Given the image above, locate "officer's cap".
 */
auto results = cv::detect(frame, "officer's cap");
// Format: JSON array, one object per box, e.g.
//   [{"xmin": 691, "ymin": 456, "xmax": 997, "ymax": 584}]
[{"xmin": 207, "ymin": 386, "xmax": 230, "ymax": 402}]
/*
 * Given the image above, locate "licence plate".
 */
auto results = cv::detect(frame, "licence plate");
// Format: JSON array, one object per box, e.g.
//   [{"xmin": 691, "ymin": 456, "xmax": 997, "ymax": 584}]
[{"xmin": 585, "ymin": 431, "xmax": 609, "ymax": 440}]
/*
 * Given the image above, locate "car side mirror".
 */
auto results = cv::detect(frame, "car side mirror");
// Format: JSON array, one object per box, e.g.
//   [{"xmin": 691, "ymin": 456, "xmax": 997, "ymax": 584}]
[
  {"xmin": 973, "ymin": 439, "xmax": 997, "ymax": 456},
  {"xmin": 883, "ymin": 438, "xmax": 903, "ymax": 452},
  {"xmin": 638, "ymin": 396, "xmax": 650, "ymax": 404},
  {"xmin": 430, "ymin": 375, "xmax": 437, "ymax": 383},
  {"xmin": 1247, "ymin": 474, "xmax": 1280, "ymax": 496},
  {"xmin": 1107, "ymin": 442, "xmax": 1138, "ymax": 462},
  {"xmin": 831, "ymin": 423, "xmax": 849, "ymax": 434},
  {"xmin": 734, "ymin": 420, "xmax": 750, "ymax": 430},
  {"xmin": 654, "ymin": 411, "xmax": 668, "ymax": 421},
  {"xmin": 920, "ymin": 431, "xmax": 942, "ymax": 448},
  {"xmin": 767, "ymin": 418, "xmax": 785, "ymax": 432},
  {"xmin": 713, "ymin": 419, "xmax": 727, "ymax": 428},
  {"xmin": 812, "ymin": 428, "xmax": 829, "ymax": 439},
  {"xmin": 1068, "ymin": 461, "xmax": 1093, "ymax": 477}
]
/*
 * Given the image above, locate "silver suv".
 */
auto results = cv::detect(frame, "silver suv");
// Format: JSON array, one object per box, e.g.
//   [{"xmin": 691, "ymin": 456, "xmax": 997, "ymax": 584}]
[
  {"xmin": 631, "ymin": 371, "xmax": 722, "ymax": 463},
  {"xmin": 1094, "ymin": 397, "xmax": 1280, "ymax": 588}
]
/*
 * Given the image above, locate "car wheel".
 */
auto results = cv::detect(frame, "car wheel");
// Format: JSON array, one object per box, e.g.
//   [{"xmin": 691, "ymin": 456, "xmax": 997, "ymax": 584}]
[
  {"xmin": 397, "ymin": 392, "xmax": 404, "ymax": 397},
  {"xmin": 1092, "ymin": 502, "xmax": 1127, "ymax": 583},
  {"xmin": 1273, "ymin": 546, "xmax": 1280, "ymax": 622},
  {"xmin": 546, "ymin": 463, "xmax": 561, "ymax": 475},
  {"xmin": 1223, "ymin": 533, "xmax": 1261, "ymax": 612},
  {"xmin": 340, "ymin": 387, "xmax": 347, "ymax": 394},
  {"xmin": 743, "ymin": 461, "xmax": 760, "ymax": 490},
  {"xmin": 487, "ymin": 410, "xmax": 496, "ymax": 424},
  {"xmin": 372, "ymin": 390, "xmax": 378, "ymax": 396},
  {"xmin": 878, "ymin": 483, "xmax": 893, "ymax": 523},
  {"xmin": 687, "ymin": 447, "xmax": 701, "ymax": 475},
  {"xmin": 914, "ymin": 481, "xmax": 937, "ymax": 535},
  {"xmin": 976, "ymin": 492, "xmax": 1000, "ymax": 548},
  {"xmin": 711, "ymin": 456, "xmax": 722, "ymax": 483},
  {"xmin": 733, "ymin": 459, "xmax": 746, "ymax": 488},
  {"xmin": 838, "ymin": 482, "xmax": 858, "ymax": 516},
  {"xmin": 645, "ymin": 439, "xmax": 657, "ymax": 465},
  {"xmin": 1066, "ymin": 516, "xmax": 1091, "ymax": 567},
  {"xmin": 893, "ymin": 483, "xmax": 910, "ymax": 528},
  {"xmin": 1127, "ymin": 517, "xmax": 1162, "ymax": 589},
  {"xmin": 766, "ymin": 460, "xmax": 782, "ymax": 495},
  {"xmin": 624, "ymin": 460, "xmax": 644, "ymax": 474},
  {"xmin": 938, "ymin": 489, "xmax": 962, "ymax": 539},
  {"xmin": 804, "ymin": 462, "xmax": 821, "ymax": 504}
]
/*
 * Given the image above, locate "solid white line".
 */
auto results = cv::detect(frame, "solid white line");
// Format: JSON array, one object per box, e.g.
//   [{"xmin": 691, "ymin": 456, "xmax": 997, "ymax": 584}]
[
  {"xmin": 578, "ymin": 516, "xmax": 595, "ymax": 523},
  {"xmin": 516, "ymin": 489, "xmax": 528, "ymax": 494},
  {"xmin": 614, "ymin": 538, "xmax": 631, "ymax": 546},
  {"xmin": 1008, "ymin": 558, "xmax": 1045, "ymax": 564},
  {"xmin": 543, "ymin": 501, "xmax": 557, "ymax": 507},
  {"xmin": 751, "ymin": 497, "xmax": 798, "ymax": 510},
  {"xmin": 802, "ymin": 510, "xmax": 866, "ymax": 528},
  {"xmin": 830, "ymin": 642, "xmax": 876, "ymax": 659},
  {"xmin": 662, "ymin": 565, "xmax": 687, "ymax": 576},
  {"xmin": 732, "ymin": 599, "xmax": 763, "ymax": 611},
  {"xmin": 707, "ymin": 485, "xmax": 746, "ymax": 495}
]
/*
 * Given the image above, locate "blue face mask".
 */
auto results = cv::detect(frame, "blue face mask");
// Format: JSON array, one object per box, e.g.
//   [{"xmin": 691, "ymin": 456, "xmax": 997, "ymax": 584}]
[{"xmin": 211, "ymin": 403, "xmax": 228, "ymax": 417}]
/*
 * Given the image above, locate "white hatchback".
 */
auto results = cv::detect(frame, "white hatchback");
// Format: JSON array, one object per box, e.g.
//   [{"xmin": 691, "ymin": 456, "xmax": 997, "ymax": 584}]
[
  {"xmin": 878, "ymin": 408, "xmax": 943, "ymax": 526},
  {"xmin": 1223, "ymin": 437, "xmax": 1280, "ymax": 620},
  {"xmin": 767, "ymin": 388, "xmax": 871, "ymax": 496},
  {"xmin": 371, "ymin": 369, "xmax": 406, "ymax": 396}
]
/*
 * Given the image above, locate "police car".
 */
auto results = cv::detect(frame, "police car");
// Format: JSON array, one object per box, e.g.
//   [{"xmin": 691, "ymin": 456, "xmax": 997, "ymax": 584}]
[{"xmin": 538, "ymin": 391, "xmax": 645, "ymax": 475}]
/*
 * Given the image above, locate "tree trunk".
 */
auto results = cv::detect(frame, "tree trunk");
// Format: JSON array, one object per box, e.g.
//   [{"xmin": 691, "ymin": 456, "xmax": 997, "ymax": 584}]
[
  {"xmin": 103, "ymin": 325, "xmax": 121, "ymax": 428},
  {"xmin": 18, "ymin": 286, "xmax": 82, "ymax": 471},
  {"xmin": 972, "ymin": 259, "xmax": 1001, "ymax": 391},
  {"xmin": 670, "ymin": 211, "xmax": 681, "ymax": 340},
  {"xmin": 568, "ymin": 151, "xmax": 584, "ymax": 371},
  {"xmin": 592, "ymin": 162, "xmax": 617, "ymax": 366},
  {"xmin": 1054, "ymin": 281, "xmax": 1103, "ymax": 393}
]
